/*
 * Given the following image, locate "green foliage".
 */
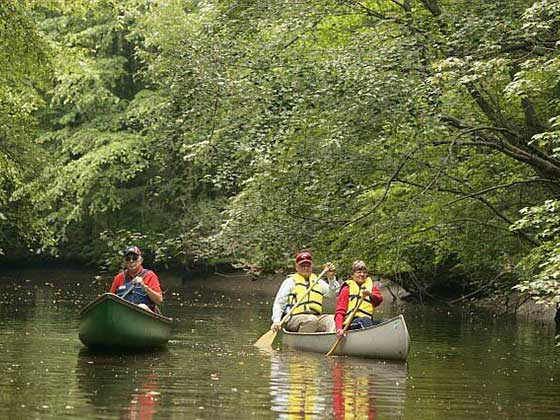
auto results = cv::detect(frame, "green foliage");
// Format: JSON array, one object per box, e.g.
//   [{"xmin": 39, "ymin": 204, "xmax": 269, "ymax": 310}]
[
  {"xmin": 200, "ymin": 0, "xmax": 542, "ymax": 280},
  {"xmin": 4, "ymin": 0, "xmax": 560, "ymax": 308},
  {"xmin": 512, "ymin": 200, "xmax": 560, "ymax": 307},
  {"xmin": 98, "ymin": 229, "xmax": 172, "ymax": 272},
  {"xmin": 0, "ymin": 1, "xmax": 54, "ymax": 255}
]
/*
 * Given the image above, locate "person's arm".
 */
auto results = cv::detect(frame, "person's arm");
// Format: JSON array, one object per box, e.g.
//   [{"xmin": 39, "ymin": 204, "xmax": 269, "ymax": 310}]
[
  {"xmin": 334, "ymin": 285, "xmax": 350, "ymax": 331},
  {"xmin": 320, "ymin": 263, "xmax": 340, "ymax": 296},
  {"xmin": 109, "ymin": 273, "xmax": 123, "ymax": 294},
  {"xmin": 271, "ymin": 277, "xmax": 294, "ymax": 326},
  {"xmin": 363, "ymin": 284, "xmax": 383, "ymax": 307},
  {"xmin": 319, "ymin": 276, "xmax": 340, "ymax": 297},
  {"xmin": 137, "ymin": 271, "xmax": 163, "ymax": 306},
  {"xmin": 329, "ymin": 276, "xmax": 341, "ymax": 294},
  {"xmin": 370, "ymin": 285, "xmax": 383, "ymax": 307}
]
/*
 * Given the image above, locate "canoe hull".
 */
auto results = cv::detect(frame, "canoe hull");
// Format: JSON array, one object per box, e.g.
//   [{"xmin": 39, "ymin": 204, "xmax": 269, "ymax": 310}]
[
  {"xmin": 79, "ymin": 293, "xmax": 172, "ymax": 351},
  {"xmin": 282, "ymin": 315, "xmax": 410, "ymax": 361}
]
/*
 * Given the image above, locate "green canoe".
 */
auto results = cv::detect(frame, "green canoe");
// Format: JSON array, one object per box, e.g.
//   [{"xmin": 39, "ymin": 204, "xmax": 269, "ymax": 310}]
[{"xmin": 79, "ymin": 293, "xmax": 172, "ymax": 351}]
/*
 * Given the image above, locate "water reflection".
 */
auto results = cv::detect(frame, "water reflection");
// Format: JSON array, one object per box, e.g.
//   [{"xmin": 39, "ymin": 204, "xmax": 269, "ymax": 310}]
[
  {"xmin": 76, "ymin": 350, "xmax": 163, "ymax": 419},
  {"xmin": 0, "ymin": 269, "xmax": 558, "ymax": 419},
  {"xmin": 269, "ymin": 352, "xmax": 407, "ymax": 418},
  {"xmin": 127, "ymin": 372, "xmax": 159, "ymax": 420},
  {"xmin": 333, "ymin": 360, "xmax": 376, "ymax": 419}
]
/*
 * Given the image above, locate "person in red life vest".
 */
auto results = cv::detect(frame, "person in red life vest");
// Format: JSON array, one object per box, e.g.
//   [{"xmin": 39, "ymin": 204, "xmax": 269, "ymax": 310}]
[
  {"xmin": 334, "ymin": 260, "xmax": 383, "ymax": 337},
  {"xmin": 110, "ymin": 246, "xmax": 163, "ymax": 312}
]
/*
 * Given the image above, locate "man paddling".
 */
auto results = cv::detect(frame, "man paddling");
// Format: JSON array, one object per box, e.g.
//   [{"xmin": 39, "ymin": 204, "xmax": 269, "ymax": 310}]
[
  {"xmin": 270, "ymin": 251, "xmax": 339, "ymax": 333},
  {"xmin": 110, "ymin": 246, "xmax": 163, "ymax": 312}
]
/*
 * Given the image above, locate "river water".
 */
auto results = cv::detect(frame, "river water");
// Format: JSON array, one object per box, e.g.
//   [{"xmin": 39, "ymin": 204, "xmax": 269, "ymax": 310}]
[{"xmin": 0, "ymin": 268, "xmax": 558, "ymax": 419}]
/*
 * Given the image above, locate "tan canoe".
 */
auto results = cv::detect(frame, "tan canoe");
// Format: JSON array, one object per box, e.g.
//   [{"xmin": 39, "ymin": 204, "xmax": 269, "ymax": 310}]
[{"xmin": 282, "ymin": 314, "xmax": 410, "ymax": 361}]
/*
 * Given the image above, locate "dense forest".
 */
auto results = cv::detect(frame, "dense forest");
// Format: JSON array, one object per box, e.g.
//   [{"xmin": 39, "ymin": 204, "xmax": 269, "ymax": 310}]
[{"xmin": 1, "ymin": 0, "xmax": 560, "ymax": 309}]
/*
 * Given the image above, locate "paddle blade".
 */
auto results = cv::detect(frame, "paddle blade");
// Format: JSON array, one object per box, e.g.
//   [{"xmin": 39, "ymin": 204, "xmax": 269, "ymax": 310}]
[{"xmin": 254, "ymin": 329, "xmax": 277, "ymax": 348}]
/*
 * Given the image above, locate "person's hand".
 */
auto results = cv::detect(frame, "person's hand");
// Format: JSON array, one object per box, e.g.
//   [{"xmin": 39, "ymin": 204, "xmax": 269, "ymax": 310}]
[
  {"xmin": 361, "ymin": 288, "xmax": 372, "ymax": 299},
  {"xmin": 133, "ymin": 277, "xmax": 147, "ymax": 290},
  {"xmin": 271, "ymin": 322, "xmax": 282, "ymax": 332},
  {"xmin": 324, "ymin": 262, "xmax": 336, "ymax": 279},
  {"xmin": 335, "ymin": 328, "xmax": 346, "ymax": 338}
]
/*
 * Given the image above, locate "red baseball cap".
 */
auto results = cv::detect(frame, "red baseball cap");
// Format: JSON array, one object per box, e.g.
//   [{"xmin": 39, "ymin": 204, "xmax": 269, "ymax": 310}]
[
  {"xmin": 295, "ymin": 251, "xmax": 312, "ymax": 264},
  {"xmin": 123, "ymin": 245, "xmax": 142, "ymax": 256}
]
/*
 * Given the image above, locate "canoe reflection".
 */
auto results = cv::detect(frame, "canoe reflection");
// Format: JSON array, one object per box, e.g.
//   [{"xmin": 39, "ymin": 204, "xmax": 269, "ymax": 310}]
[
  {"xmin": 270, "ymin": 352, "xmax": 407, "ymax": 419},
  {"xmin": 76, "ymin": 349, "xmax": 163, "ymax": 419}
]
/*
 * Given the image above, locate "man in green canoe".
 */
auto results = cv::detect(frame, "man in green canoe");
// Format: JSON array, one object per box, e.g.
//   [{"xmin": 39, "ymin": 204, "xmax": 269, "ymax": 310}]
[
  {"xmin": 110, "ymin": 246, "xmax": 163, "ymax": 312},
  {"xmin": 270, "ymin": 251, "xmax": 339, "ymax": 333}
]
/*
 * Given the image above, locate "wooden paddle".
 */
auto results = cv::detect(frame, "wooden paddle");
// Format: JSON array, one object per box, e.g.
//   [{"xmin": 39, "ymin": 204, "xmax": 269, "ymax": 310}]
[
  {"xmin": 254, "ymin": 266, "xmax": 330, "ymax": 348},
  {"xmin": 326, "ymin": 294, "xmax": 365, "ymax": 356}
]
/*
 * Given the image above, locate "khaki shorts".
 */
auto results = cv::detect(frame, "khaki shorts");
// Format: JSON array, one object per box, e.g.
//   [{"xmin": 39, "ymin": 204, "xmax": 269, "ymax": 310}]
[{"xmin": 285, "ymin": 314, "xmax": 335, "ymax": 333}]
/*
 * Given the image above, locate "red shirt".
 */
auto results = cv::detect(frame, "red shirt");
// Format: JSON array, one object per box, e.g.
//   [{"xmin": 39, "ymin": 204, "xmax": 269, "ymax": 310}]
[
  {"xmin": 110, "ymin": 266, "xmax": 162, "ymax": 294},
  {"xmin": 334, "ymin": 283, "xmax": 383, "ymax": 330}
]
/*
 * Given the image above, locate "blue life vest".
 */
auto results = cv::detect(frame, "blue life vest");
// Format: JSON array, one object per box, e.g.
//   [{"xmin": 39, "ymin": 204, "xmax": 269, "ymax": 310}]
[{"xmin": 116, "ymin": 269, "xmax": 155, "ymax": 310}]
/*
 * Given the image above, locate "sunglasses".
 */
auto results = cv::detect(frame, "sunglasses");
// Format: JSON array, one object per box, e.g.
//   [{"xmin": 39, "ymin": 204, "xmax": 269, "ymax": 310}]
[
  {"xmin": 354, "ymin": 268, "xmax": 367, "ymax": 273},
  {"xmin": 125, "ymin": 255, "xmax": 139, "ymax": 262}
]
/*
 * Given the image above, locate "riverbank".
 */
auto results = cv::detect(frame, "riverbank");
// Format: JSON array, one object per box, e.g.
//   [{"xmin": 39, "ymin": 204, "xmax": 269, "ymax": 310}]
[
  {"xmin": 196, "ymin": 271, "xmax": 558, "ymax": 324},
  {"xmin": 479, "ymin": 294, "xmax": 557, "ymax": 323},
  {"xmin": 379, "ymin": 276, "xmax": 557, "ymax": 323},
  {"xmin": 2, "ymin": 264, "xmax": 555, "ymax": 324}
]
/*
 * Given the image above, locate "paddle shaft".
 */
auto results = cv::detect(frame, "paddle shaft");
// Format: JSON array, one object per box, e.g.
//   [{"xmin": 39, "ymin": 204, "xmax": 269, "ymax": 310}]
[
  {"xmin": 120, "ymin": 275, "xmax": 140, "ymax": 299},
  {"xmin": 326, "ymin": 295, "xmax": 365, "ymax": 356},
  {"xmin": 121, "ymin": 285, "xmax": 135, "ymax": 299}
]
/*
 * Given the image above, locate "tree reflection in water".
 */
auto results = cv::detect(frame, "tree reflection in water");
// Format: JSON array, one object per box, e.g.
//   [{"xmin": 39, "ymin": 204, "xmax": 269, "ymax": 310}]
[{"xmin": 269, "ymin": 351, "xmax": 407, "ymax": 418}]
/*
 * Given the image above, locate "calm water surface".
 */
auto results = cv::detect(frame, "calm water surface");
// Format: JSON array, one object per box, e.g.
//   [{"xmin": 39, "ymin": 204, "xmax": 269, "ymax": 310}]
[{"xmin": 0, "ymin": 269, "xmax": 558, "ymax": 419}]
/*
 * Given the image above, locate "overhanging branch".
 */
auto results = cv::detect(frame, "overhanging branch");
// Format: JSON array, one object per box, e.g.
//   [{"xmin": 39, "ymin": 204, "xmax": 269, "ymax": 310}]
[{"xmin": 444, "ymin": 178, "xmax": 560, "ymax": 207}]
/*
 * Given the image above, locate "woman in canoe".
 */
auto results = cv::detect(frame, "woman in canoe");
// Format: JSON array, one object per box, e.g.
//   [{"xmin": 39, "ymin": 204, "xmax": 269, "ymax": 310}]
[
  {"xmin": 334, "ymin": 260, "xmax": 383, "ymax": 337},
  {"xmin": 110, "ymin": 246, "xmax": 163, "ymax": 312}
]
